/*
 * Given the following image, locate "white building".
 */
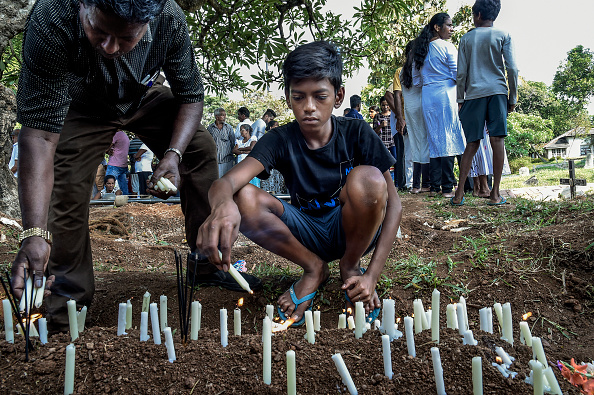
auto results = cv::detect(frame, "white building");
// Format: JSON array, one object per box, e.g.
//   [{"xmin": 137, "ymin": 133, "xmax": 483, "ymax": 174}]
[{"xmin": 543, "ymin": 128, "xmax": 594, "ymax": 159}]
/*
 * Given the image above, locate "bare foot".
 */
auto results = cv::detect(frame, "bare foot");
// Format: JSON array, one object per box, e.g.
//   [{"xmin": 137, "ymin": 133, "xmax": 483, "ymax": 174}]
[{"xmin": 277, "ymin": 263, "xmax": 329, "ymax": 323}]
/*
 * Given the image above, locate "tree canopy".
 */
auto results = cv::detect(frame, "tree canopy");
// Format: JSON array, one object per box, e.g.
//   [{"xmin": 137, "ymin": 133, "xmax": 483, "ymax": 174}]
[{"xmin": 552, "ymin": 45, "xmax": 594, "ymax": 115}]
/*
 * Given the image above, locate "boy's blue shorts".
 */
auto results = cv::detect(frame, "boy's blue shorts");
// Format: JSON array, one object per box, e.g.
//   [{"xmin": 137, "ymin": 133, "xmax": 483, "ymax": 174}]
[
  {"xmin": 459, "ymin": 94, "xmax": 508, "ymax": 143},
  {"xmin": 278, "ymin": 198, "xmax": 381, "ymax": 263}
]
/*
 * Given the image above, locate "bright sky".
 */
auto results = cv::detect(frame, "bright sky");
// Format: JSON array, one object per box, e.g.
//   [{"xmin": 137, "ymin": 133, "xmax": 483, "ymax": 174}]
[{"xmin": 232, "ymin": 0, "xmax": 594, "ymax": 115}]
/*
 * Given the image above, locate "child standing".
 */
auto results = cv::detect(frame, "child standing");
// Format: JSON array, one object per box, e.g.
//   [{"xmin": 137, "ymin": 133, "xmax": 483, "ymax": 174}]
[
  {"xmin": 451, "ymin": 0, "xmax": 518, "ymax": 206},
  {"xmin": 197, "ymin": 41, "xmax": 402, "ymax": 326}
]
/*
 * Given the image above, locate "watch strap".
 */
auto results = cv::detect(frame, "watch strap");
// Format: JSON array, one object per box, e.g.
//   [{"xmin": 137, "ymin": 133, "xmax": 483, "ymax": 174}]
[
  {"xmin": 19, "ymin": 228, "xmax": 53, "ymax": 247},
  {"xmin": 164, "ymin": 148, "xmax": 182, "ymax": 164}
]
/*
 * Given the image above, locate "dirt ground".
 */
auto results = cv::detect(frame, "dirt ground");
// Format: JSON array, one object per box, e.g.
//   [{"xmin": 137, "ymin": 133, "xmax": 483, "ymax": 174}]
[{"xmin": 1, "ymin": 193, "xmax": 593, "ymax": 394}]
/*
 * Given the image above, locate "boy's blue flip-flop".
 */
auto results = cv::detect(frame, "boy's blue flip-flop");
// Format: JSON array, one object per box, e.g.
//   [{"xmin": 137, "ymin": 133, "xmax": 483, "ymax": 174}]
[
  {"xmin": 277, "ymin": 282, "xmax": 317, "ymax": 327},
  {"xmin": 450, "ymin": 196, "xmax": 464, "ymax": 206},
  {"xmin": 344, "ymin": 267, "xmax": 381, "ymax": 323},
  {"xmin": 487, "ymin": 196, "xmax": 507, "ymax": 206}
]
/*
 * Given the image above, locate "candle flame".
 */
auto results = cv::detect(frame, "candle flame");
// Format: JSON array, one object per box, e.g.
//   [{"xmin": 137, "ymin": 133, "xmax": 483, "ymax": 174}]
[
  {"xmin": 396, "ymin": 317, "xmax": 401, "ymax": 323},
  {"xmin": 496, "ymin": 356, "xmax": 503, "ymax": 364},
  {"xmin": 237, "ymin": 298, "xmax": 244, "ymax": 307},
  {"xmin": 22, "ymin": 313, "xmax": 43, "ymax": 324},
  {"xmin": 522, "ymin": 312, "xmax": 532, "ymax": 321},
  {"xmin": 346, "ymin": 308, "xmax": 352, "ymax": 315},
  {"xmin": 272, "ymin": 318, "xmax": 295, "ymax": 332}
]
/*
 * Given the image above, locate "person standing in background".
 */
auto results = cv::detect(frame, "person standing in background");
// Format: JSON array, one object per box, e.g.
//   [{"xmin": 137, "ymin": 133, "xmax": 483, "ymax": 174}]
[
  {"xmin": 234, "ymin": 107, "xmax": 252, "ymax": 140},
  {"xmin": 9, "ymin": 128, "xmax": 19, "ymax": 177},
  {"xmin": 344, "ymin": 95, "xmax": 364, "ymax": 119},
  {"xmin": 251, "ymin": 109, "xmax": 277, "ymax": 140},
  {"xmin": 134, "ymin": 143, "xmax": 154, "ymax": 195},
  {"xmin": 207, "ymin": 108, "xmax": 236, "ymax": 177},
  {"xmin": 106, "ymin": 130, "xmax": 130, "ymax": 195},
  {"xmin": 128, "ymin": 136, "xmax": 143, "ymax": 195}
]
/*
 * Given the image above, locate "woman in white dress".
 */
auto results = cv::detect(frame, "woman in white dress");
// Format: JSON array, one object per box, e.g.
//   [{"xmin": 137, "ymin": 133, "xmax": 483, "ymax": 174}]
[
  {"xmin": 233, "ymin": 124, "xmax": 260, "ymax": 187},
  {"xmin": 412, "ymin": 13, "xmax": 466, "ymax": 198}
]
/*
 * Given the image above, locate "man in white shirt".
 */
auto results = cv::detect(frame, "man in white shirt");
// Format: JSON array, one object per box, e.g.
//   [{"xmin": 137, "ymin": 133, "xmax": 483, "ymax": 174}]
[
  {"xmin": 134, "ymin": 143, "xmax": 154, "ymax": 195},
  {"xmin": 9, "ymin": 128, "xmax": 19, "ymax": 177},
  {"xmin": 251, "ymin": 109, "xmax": 277, "ymax": 140},
  {"xmin": 234, "ymin": 107, "xmax": 252, "ymax": 140}
]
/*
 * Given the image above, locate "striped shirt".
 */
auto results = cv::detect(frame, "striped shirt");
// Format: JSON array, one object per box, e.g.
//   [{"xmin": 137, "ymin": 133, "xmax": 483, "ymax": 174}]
[
  {"xmin": 377, "ymin": 114, "xmax": 394, "ymax": 149},
  {"xmin": 16, "ymin": 0, "xmax": 204, "ymax": 134},
  {"xmin": 207, "ymin": 123, "xmax": 236, "ymax": 164}
]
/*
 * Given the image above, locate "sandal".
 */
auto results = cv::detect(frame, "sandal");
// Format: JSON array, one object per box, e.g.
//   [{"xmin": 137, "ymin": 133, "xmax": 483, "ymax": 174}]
[
  {"xmin": 344, "ymin": 268, "xmax": 381, "ymax": 323},
  {"xmin": 277, "ymin": 282, "xmax": 317, "ymax": 327}
]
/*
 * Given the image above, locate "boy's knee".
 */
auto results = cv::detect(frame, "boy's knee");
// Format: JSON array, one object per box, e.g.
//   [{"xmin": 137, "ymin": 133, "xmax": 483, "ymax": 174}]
[{"xmin": 345, "ymin": 166, "xmax": 387, "ymax": 203}]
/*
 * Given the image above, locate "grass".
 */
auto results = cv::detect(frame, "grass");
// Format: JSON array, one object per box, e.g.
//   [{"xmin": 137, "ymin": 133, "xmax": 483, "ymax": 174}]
[{"xmin": 499, "ymin": 162, "xmax": 594, "ymax": 189}]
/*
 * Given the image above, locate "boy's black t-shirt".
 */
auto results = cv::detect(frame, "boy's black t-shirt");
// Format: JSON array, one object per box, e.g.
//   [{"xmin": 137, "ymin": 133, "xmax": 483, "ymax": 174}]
[{"xmin": 248, "ymin": 115, "xmax": 395, "ymax": 216}]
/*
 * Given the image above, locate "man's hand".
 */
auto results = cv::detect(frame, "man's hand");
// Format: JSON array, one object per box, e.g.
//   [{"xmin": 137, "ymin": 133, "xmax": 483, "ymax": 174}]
[
  {"xmin": 196, "ymin": 199, "xmax": 242, "ymax": 272},
  {"xmin": 508, "ymin": 103, "xmax": 516, "ymax": 114},
  {"xmin": 396, "ymin": 118, "xmax": 406, "ymax": 135},
  {"xmin": 147, "ymin": 155, "xmax": 179, "ymax": 199},
  {"xmin": 11, "ymin": 237, "xmax": 54, "ymax": 299},
  {"xmin": 342, "ymin": 272, "xmax": 381, "ymax": 315}
]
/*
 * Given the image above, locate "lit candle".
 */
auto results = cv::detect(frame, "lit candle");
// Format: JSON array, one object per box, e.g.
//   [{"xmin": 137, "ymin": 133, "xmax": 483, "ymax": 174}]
[
  {"xmin": 17, "ymin": 320, "xmax": 39, "ymax": 337},
  {"xmin": 313, "ymin": 310, "xmax": 321, "ymax": 331},
  {"xmin": 64, "ymin": 343, "xmax": 75, "ymax": 395},
  {"xmin": 520, "ymin": 321, "xmax": 533, "ymax": 346},
  {"xmin": 431, "ymin": 347, "xmax": 446, "ymax": 395},
  {"xmin": 431, "ymin": 289, "xmax": 440, "ymax": 343},
  {"xmin": 493, "ymin": 302, "xmax": 503, "ymax": 334},
  {"xmin": 159, "ymin": 295, "xmax": 167, "ymax": 332},
  {"xmin": 338, "ymin": 313, "xmax": 347, "ymax": 329},
  {"xmin": 446, "ymin": 304, "xmax": 458, "ymax": 330},
  {"xmin": 459, "ymin": 296, "xmax": 468, "ymax": 331},
  {"xmin": 495, "ymin": 346, "xmax": 513, "ymax": 366},
  {"xmin": 141, "ymin": 291, "xmax": 151, "ymax": 313},
  {"xmin": 234, "ymin": 308, "xmax": 241, "ymax": 336},
  {"xmin": 67, "ymin": 300, "xmax": 79, "ymax": 341},
  {"xmin": 286, "ymin": 350, "xmax": 296, "ymax": 395},
  {"xmin": 543, "ymin": 366, "xmax": 563, "ymax": 395},
  {"xmin": 502, "ymin": 303, "xmax": 513, "ymax": 345},
  {"xmin": 39, "ymin": 317, "xmax": 48, "ymax": 344},
  {"xmin": 530, "ymin": 360, "xmax": 544, "ymax": 395},
  {"xmin": 355, "ymin": 301, "xmax": 365, "ymax": 339},
  {"xmin": 305, "ymin": 310, "xmax": 315, "ymax": 344},
  {"xmin": 457, "ymin": 303, "xmax": 466, "ymax": 335},
  {"xmin": 472, "ymin": 357, "xmax": 482, "ymax": 395},
  {"xmin": 77, "ymin": 306, "xmax": 87, "ymax": 333},
  {"xmin": 381, "ymin": 334, "xmax": 393, "ymax": 379},
  {"xmin": 266, "ymin": 304, "xmax": 274, "ymax": 321},
  {"xmin": 2, "ymin": 299, "xmax": 14, "ymax": 344},
  {"xmin": 463, "ymin": 329, "xmax": 477, "ymax": 345},
  {"xmin": 531, "ymin": 337, "xmax": 547, "ymax": 366},
  {"xmin": 163, "ymin": 327, "xmax": 176, "ymax": 362},
  {"xmin": 263, "ymin": 316, "xmax": 272, "ymax": 385},
  {"xmin": 332, "ymin": 353, "xmax": 358, "ymax": 395},
  {"xmin": 117, "ymin": 303, "xmax": 127, "ymax": 336},
  {"xmin": 220, "ymin": 308, "xmax": 228, "ymax": 347},
  {"xmin": 149, "ymin": 303, "xmax": 161, "ymax": 345},
  {"xmin": 140, "ymin": 311, "xmax": 149, "ymax": 341},
  {"xmin": 413, "ymin": 299, "xmax": 423, "ymax": 334},
  {"xmin": 126, "ymin": 300, "xmax": 132, "ymax": 330},
  {"xmin": 404, "ymin": 316, "xmax": 416, "ymax": 357},
  {"xmin": 383, "ymin": 299, "xmax": 396, "ymax": 339},
  {"xmin": 347, "ymin": 316, "xmax": 355, "ymax": 330}
]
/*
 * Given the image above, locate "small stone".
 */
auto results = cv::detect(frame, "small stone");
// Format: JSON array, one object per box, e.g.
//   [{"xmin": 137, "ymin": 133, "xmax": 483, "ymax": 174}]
[{"xmin": 86, "ymin": 342, "xmax": 94, "ymax": 350}]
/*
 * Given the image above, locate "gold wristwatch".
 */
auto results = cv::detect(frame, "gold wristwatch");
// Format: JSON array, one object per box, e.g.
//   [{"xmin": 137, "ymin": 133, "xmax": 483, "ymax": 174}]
[{"xmin": 18, "ymin": 228, "xmax": 53, "ymax": 247}]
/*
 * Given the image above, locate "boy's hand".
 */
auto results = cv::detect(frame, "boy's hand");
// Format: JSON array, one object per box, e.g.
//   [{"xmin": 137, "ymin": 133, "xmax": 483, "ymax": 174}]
[
  {"xmin": 342, "ymin": 273, "xmax": 381, "ymax": 314},
  {"xmin": 196, "ymin": 200, "xmax": 241, "ymax": 272}
]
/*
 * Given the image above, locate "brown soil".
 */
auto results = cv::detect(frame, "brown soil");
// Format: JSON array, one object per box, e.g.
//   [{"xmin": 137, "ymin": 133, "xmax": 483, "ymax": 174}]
[{"xmin": 1, "ymin": 194, "xmax": 593, "ymax": 394}]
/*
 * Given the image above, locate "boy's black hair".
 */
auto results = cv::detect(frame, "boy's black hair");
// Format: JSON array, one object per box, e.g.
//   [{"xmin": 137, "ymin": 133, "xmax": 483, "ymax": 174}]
[
  {"xmin": 472, "ymin": 0, "xmax": 501, "ymax": 21},
  {"xmin": 104, "ymin": 175, "xmax": 116, "ymax": 184},
  {"xmin": 349, "ymin": 95, "xmax": 362, "ymax": 109},
  {"xmin": 81, "ymin": 0, "xmax": 167, "ymax": 24},
  {"xmin": 237, "ymin": 107, "xmax": 250, "ymax": 118},
  {"xmin": 264, "ymin": 109, "xmax": 277, "ymax": 118},
  {"xmin": 343, "ymin": 107, "xmax": 351, "ymax": 115},
  {"xmin": 283, "ymin": 41, "xmax": 343, "ymax": 95},
  {"xmin": 266, "ymin": 120, "xmax": 279, "ymax": 131}
]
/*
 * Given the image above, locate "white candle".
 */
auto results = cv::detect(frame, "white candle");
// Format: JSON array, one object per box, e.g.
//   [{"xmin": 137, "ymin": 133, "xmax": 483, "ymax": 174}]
[
  {"xmin": 19, "ymin": 277, "xmax": 33, "ymax": 313},
  {"xmin": 332, "ymin": 353, "xmax": 358, "ymax": 395},
  {"xmin": 492, "ymin": 362, "xmax": 509, "ymax": 378},
  {"xmin": 425, "ymin": 309, "xmax": 432, "ymax": 329},
  {"xmin": 263, "ymin": 316, "xmax": 272, "ymax": 385},
  {"xmin": 159, "ymin": 295, "xmax": 167, "ymax": 332},
  {"xmin": 373, "ymin": 320, "xmax": 381, "ymax": 330},
  {"xmin": 383, "ymin": 299, "xmax": 396, "ymax": 339},
  {"xmin": 64, "ymin": 343, "xmax": 75, "ymax": 395},
  {"xmin": 149, "ymin": 303, "xmax": 161, "ymax": 345},
  {"xmin": 140, "ymin": 311, "xmax": 149, "ymax": 341},
  {"xmin": 17, "ymin": 320, "xmax": 39, "ymax": 337},
  {"xmin": 347, "ymin": 316, "xmax": 355, "ymax": 330},
  {"xmin": 67, "ymin": 300, "xmax": 79, "ymax": 341},
  {"xmin": 355, "ymin": 301, "xmax": 365, "ymax": 339},
  {"xmin": 446, "ymin": 304, "xmax": 458, "ymax": 330},
  {"xmin": 125, "ymin": 300, "xmax": 132, "ymax": 330},
  {"xmin": 35, "ymin": 317, "xmax": 48, "ymax": 344},
  {"xmin": 472, "ymin": 357, "xmax": 483, "ymax": 395},
  {"xmin": 543, "ymin": 366, "xmax": 562, "ymax": 395},
  {"xmin": 457, "ymin": 303, "xmax": 466, "ymax": 335},
  {"xmin": 413, "ymin": 299, "xmax": 423, "ymax": 334},
  {"xmin": 531, "ymin": 337, "xmax": 547, "ymax": 366},
  {"xmin": 486, "ymin": 307, "xmax": 493, "ymax": 333},
  {"xmin": 463, "ymin": 329, "xmax": 477, "ymax": 345},
  {"xmin": 34, "ymin": 276, "xmax": 46, "ymax": 308},
  {"xmin": 459, "ymin": 296, "xmax": 469, "ymax": 331},
  {"xmin": 431, "ymin": 289, "xmax": 440, "ymax": 343},
  {"xmin": 314, "ymin": 310, "xmax": 321, "ymax": 331},
  {"xmin": 530, "ymin": 360, "xmax": 545, "ymax": 395},
  {"xmin": 404, "ymin": 316, "xmax": 416, "ymax": 357},
  {"xmin": 502, "ymin": 302, "xmax": 513, "ymax": 345},
  {"xmin": 220, "ymin": 308, "xmax": 228, "ymax": 347},
  {"xmin": 77, "ymin": 306, "xmax": 87, "ymax": 333},
  {"xmin": 117, "ymin": 302, "xmax": 127, "ymax": 336},
  {"xmin": 520, "ymin": 321, "xmax": 533, "ymax": 346},
  {"xmin": 234, "ymin": 308, "xmax": 241, "ymax": 336},
  {"xmin": 305, "ymin": 310, "xmax": 315, "ymax": 344},
  {"xmin": 286, "ymin": 350, "xmax": 296, "ymax": 395},
  {"xmin": 495, "ymin": 346, "xmax": 513, "ymax": 366},
  {"xmin": 228, "ymin": 264, "xmax": 253, "ymax": 294},
  {"xmin": 163, "ymin": 327, "xmax": 176, "ymax": 362},
  {"xmin": 266, "ymin": 304, "xmax": 274, "ymax": 321},
  {"xmin": 494, "ymin": 302, "xmax": 503, "ymax": 334},
  {"xmin": 479, "ymin": 308, "xmax": 488, "ymax": 332},
  {"xmin": 141, "ymin": 291, "xmax": 151, "ymax": 313},
  {"xmin": 2, "ymin": 299, "xmax": 14, "ymax": 344},
  {"xmin": 431, "ymin": 347, "xmax": 446, "ymax": 395},
  {"xmin": 381, "ymin": 334, "xmax": 393, "ymax": 379},
  {"xmin": 338, "ymin": 313, "xmax": 347, "ymax": 329}
]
